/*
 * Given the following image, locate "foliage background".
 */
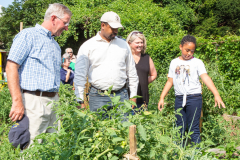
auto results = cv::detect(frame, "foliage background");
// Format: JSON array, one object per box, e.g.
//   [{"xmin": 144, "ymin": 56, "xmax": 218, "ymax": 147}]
[{"xmin": 0, "ymin": 0, "xmax": 239, "ymax": 81}]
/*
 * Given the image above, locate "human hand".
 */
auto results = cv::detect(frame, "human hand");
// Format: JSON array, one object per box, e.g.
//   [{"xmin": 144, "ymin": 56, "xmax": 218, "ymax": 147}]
[
  {"xmin": 67, "ymin": 69, "xmax": 71, "ymax": 73},
  {"xmin": 214, "ymin": 95, "xmax": 225, "ymax": 109},
  {"xmin": 81, "ymin": 103, "xmax": 86, "ymax": 109},
  {"xmin": 132, "ymin": 105, "xmax": 135, "ymax": 109},
  {"xmin": 9, "ymin": 101, "xmax": 24, "ymax": 122},
  {"xmin": 158, "ymin": 99, "xmax": 164, "ymax": 111}
]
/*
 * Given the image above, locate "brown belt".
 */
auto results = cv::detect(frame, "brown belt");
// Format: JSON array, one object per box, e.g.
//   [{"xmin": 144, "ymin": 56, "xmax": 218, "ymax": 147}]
[{"xmin": 22, "ymin": 90, "xmax": 57, "ymax": 97}]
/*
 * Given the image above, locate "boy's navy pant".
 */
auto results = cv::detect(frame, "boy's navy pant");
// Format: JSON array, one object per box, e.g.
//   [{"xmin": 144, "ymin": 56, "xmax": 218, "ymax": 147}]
[{"xmin": 175, "ymin": 94, "xmax": 202, "ymax": 144}]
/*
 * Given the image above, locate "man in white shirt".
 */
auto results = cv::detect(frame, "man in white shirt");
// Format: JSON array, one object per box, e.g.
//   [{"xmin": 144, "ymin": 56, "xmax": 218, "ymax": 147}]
[{"xmin": 74, "ymin": 11, "xmax": 138, "ymax": 113}]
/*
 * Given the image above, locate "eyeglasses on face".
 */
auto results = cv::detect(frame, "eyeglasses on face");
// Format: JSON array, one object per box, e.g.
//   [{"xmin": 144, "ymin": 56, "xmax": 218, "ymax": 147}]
[
  {"xmin": 131, "ymin": 31, "xmax": 143, "ymax": 36},
  {"xmin": 67, "ymin": 52, "xmax": 73, "ymax": 53},
  {"xmin": 56, "ymin": 16, "xmax": 69, "ymax": 27}
]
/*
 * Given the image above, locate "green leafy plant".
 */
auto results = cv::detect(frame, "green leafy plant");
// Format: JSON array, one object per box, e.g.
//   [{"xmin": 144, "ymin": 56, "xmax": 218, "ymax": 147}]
[{"xmin": 0, "ymin": 86, "xmax": 12, "ymax": 123}]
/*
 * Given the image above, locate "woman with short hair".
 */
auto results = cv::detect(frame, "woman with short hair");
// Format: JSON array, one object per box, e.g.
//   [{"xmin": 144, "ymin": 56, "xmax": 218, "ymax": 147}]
[{"xmin": 60, "ymin": 55, "xmax": 74, "ymax": 86}]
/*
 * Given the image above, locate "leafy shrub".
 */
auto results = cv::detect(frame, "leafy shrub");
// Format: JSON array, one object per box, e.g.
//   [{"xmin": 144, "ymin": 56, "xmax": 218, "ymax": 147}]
[
  {"xmin": 195, "ymin": 35, "xmax": 240, "ymax": 81},
  {"xmin": 0, "ymin": 123, "xmax": 20, "ymax": 159},
  {"xmin": 0, "ymin": 86, "xmax": 12, "ymax": 123},
  {"xmin": 0, "ymin": 84, "xmax": 239, "ymax": 159},
  {"xmin": 17, "ymin": 84, "xmax": 215, "ymax": 159}
]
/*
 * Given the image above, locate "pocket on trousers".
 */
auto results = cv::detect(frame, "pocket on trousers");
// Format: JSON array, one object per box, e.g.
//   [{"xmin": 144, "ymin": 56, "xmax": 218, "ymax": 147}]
[
  {"xmin": 89, "ymin": 87, "xmax": 99, "ymax": 96},
  {"xmin": 122, "ymin": 89, "xmax": 129, "ymax": 99}
]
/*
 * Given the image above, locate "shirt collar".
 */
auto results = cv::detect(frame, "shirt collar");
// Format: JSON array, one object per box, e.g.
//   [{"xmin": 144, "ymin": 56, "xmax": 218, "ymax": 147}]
[
  {"xmin": 71, "ymin": 55, "xmax": 76, "ymax": 59},
  {"xmin": 35, "ymin": 24, "xmax": 53, "ymax": 39},
  {"xmin": 95, "ymin": 31, "xmax": 116, "ymax": 42}
]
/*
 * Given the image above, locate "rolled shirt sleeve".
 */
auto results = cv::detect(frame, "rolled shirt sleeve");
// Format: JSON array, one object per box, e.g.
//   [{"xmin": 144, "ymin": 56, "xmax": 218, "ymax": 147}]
[{"xmin": 74, "ymin": 44, "xmax": 89, "ymax": 101}]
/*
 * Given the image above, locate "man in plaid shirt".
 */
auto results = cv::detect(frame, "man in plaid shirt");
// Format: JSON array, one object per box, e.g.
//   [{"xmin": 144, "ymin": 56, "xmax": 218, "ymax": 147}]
[{"xmin": 6, "ymin": 3, "xmax": 72, "ymax": 147}]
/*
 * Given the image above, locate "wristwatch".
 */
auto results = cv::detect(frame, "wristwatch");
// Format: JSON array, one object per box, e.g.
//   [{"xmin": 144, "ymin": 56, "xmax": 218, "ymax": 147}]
[{"xmin": 77, "ymin": 101, "xmax": 84, "ymax": 104}]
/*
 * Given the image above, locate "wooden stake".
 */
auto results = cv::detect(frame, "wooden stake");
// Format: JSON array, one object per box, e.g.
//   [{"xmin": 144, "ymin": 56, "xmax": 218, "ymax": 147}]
[
  {"xmin": 123, "ymin": 154, "xmax": 140, "ymax": 160},
  {"xmin": 20, "ymin": 22, "xmax": 23, "ymax": 31},
  {"xmin": 123, "ymin": 125, "xmax": 139, "ymax": 160},
  {"xmin": 129, "ymin": 125, "xmax": 137, "ymax": 156}
]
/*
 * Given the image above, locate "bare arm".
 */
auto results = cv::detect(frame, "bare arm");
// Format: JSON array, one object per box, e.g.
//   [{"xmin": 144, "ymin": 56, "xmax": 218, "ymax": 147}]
[
  {"xmin": 6, "ymin": 60, "xmax": 25, "ymax": 121},
  {"xmin": 200, "ymin": 73, "xmax": 225, "ymax": 108},
  {"xmin": 148, "ymin": 57, "xmax": 157, "ymax": 84},
  {"xmin": 158, "ymin": 77, "xmax": 173, "ymax": 111}
]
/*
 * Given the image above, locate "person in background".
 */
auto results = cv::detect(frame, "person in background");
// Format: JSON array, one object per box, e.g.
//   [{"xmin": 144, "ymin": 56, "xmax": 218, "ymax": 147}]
[
  {"xmin": 74, "ymin": 11, "xmax": 139, "ymax": 111},
  {"xmin": 126, "ymin": 31, "xmax": 157, "ymax": 115},
  {"xmin": 60, "ymin": 56, "xmax": 74, "ymax": 87},
  {"xmin": 6, "ymin": 3, "xmax": 72, "ymax": 147},
  {"xmin": 65, "ymin": 48, "xmax": 76, "ymax": 71},
  {"xmin": 158, "ymin": 35, "xmax": 225, "ymax": 144}
]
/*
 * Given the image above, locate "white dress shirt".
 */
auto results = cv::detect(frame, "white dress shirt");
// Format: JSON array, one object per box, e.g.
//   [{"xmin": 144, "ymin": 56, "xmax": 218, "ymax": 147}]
[{"xmin": 74, "ymin": 32, "xmax": 139, "ymax": 101}]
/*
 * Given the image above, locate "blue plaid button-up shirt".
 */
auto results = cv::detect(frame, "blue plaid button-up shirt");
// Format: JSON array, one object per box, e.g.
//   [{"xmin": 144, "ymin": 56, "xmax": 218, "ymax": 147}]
[{"xmin": 8, "ymin": 24, "xmax": 61, "ymax": 92}]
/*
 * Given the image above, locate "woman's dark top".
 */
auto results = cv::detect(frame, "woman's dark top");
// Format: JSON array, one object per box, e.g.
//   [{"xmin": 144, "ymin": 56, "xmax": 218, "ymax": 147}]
[
  {"xmin": 60, "ymin": 67, "xmax": 74, "ymax": 85},
  {"xmin": 136, "ymin": 54, "xmax": 150, "ymax": 104}
]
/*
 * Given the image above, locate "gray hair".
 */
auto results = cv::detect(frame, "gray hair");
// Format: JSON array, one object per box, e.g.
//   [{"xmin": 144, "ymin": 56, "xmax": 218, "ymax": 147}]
[
  {"xmin": 126, "ymin": 31, "xmax": 147, "ymax": 54},
  {"xmin": 44, "ymin": 3, "xmax": 72, "ymax": 21},
  {"xmin": 62, "ymin": 53, "xmax": 70, "ymax": 59},
  {"xmin": 61, "ymin": 53, "xmax": 70, "ymax": 67},
  {"xmin": 65, "ymin": 48, "xmax": 73, "ymax": 53}
]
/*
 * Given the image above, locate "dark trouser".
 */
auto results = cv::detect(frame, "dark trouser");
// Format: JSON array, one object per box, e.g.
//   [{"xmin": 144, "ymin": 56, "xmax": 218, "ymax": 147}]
[
  {"xmin": 89, "ymin": 86, "xmax": 129, "ymax": 113},
  {"xmin": 131, "ymin": 103, "xmax": 148, "ymax": 115},
  {"xmin": 175, "ymin": 94, "xmax": 202, "ymax": 144}
]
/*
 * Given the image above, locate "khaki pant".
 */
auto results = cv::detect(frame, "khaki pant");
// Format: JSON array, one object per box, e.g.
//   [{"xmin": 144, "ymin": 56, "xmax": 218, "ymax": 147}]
[{"xmin": 22, "ymin": 92, "xmax": 59, "ymax": 146}]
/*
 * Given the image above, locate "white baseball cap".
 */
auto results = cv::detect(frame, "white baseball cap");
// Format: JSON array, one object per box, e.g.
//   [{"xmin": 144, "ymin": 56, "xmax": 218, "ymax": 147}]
[{"xmin": 100, "ymin": 11, "xmax": 123, "ymax": 29}]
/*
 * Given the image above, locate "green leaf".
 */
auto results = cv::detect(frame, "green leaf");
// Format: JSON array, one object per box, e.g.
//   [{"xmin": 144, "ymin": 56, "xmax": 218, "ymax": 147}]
[
  {"xmin": 143, "ymin": 111, "xmax": 152, "ymax": 115},
  {"xmin": 109, "ymin": 156, "xmax": 119, "ymax": 160},
  {"xmin": 204, "ymin": 139, "xmax": 215, "ymax": 146},
  {"xmin": 85, "ymin": 148, "xmax": 91, "ymax": 154},
  {"xmin": 75, "ymin": 110, "xmax": 86, "ymax": 117},
  {"xmin": 137, "ymin": 124, "xmax": 147, "ymax": 141},
  {"xmin": 106, "ymin": 128, "xmax": 117, "ymax": 137},
  {"xmin": 112, "ymin": 146, "xmax": 124, "ymax": 154},
  {"xmin": 159, "ymin": 136, "xmax": 171, "ymax": 144},
  {"xmin": 111, "ymin": 96, "xmax": 121, "ymax": 104},
  {"xmin": 122, "ymin": 122, "xmax": 134, "ymax": 127},
  {"xmin": 112, "ymin": 137, "xmax": 124, "ymax": 143},
  {"xmin": 107, "ymin": 85, "xmax": 113, "ymax": 94},
  {"xmin": 124, "ymin": 100, "xmax": 134, "ymax": 110},
  {"xmin": 150, "ymin": 149, "xmax": 155, "ymax": 158}
]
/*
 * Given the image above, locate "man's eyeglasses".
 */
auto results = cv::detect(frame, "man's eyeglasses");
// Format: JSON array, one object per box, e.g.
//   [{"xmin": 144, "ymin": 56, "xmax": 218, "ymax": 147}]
[
  {"xmin": 131, "ymin": 31, "xmax": 143, "ymax": 36},
  {"xmin": 67, "ymin": 52, "xmax": 73, "ymax": 53},
  {"xmin": 56, "ymin": 16, "xmax": 69, "ymax": 27}
]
